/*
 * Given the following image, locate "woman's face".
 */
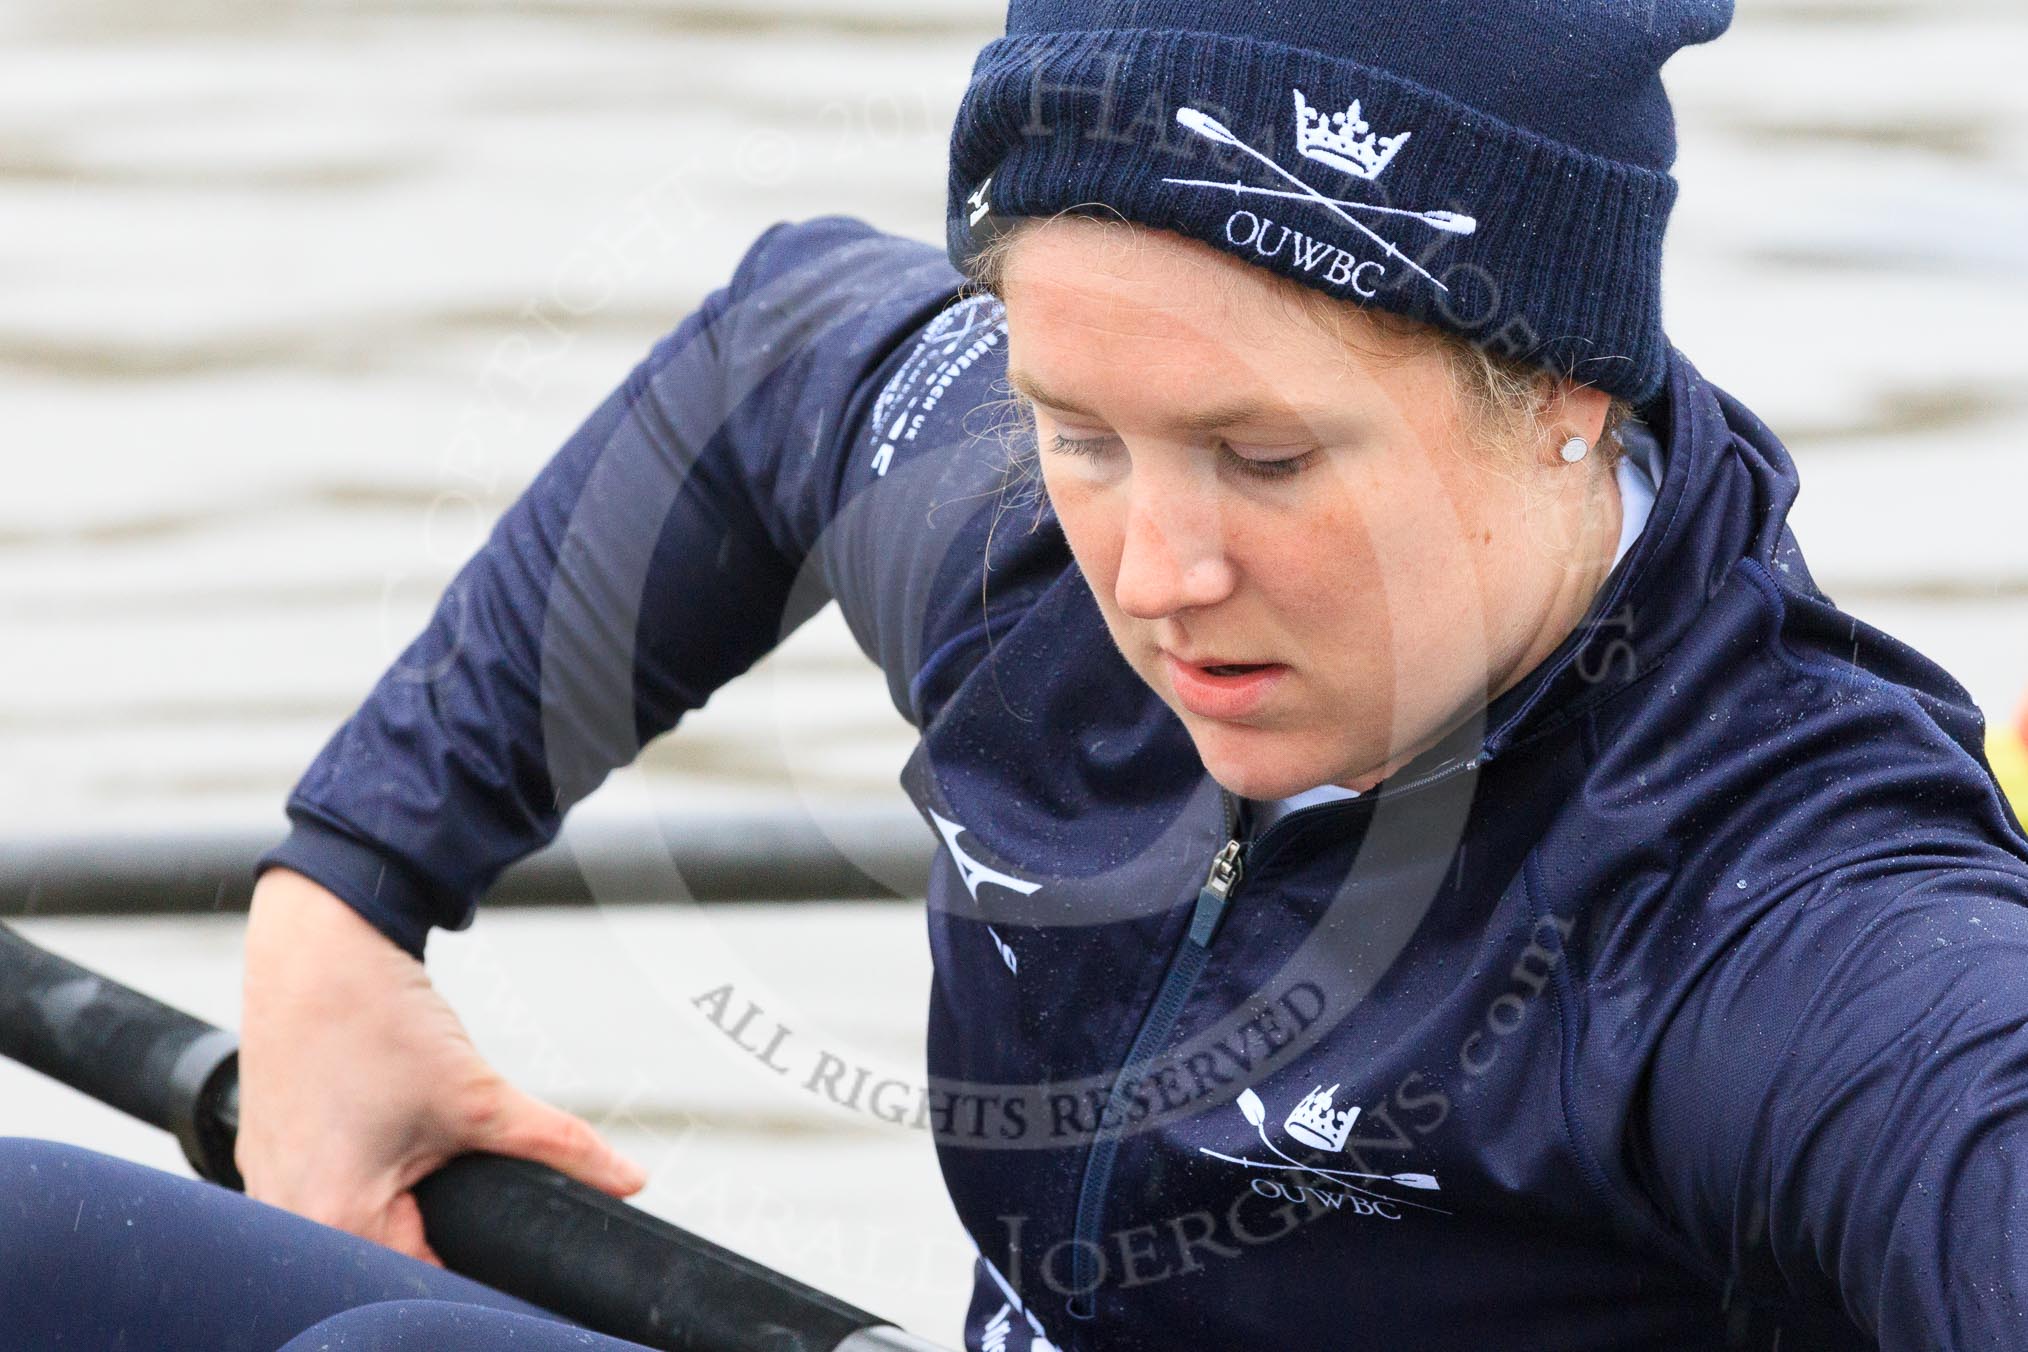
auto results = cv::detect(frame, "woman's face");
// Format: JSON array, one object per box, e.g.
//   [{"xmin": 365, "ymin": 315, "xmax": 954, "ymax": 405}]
[{"xmin": 999, "ymin": 219, "xmax": 1618, "ymax": 803}]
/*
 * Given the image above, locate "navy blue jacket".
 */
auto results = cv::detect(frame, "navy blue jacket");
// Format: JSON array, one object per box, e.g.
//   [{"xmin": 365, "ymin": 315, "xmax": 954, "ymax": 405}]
[{"xmin": 260, "ymin": 216, "xmax": 2028, "ymax": 1351}]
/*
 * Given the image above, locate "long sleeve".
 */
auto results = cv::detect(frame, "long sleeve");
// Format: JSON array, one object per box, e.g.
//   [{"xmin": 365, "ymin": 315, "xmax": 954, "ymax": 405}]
[
  {"xmin": 1639, "ymin": 860, "xmax": 2028, "ymax": 1347},
  {"xmin": 255, "ymin": 215, "xmax": 975, "ymax": 956}
]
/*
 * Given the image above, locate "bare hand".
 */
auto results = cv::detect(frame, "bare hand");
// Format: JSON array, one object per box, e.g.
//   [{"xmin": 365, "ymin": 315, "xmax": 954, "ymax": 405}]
[{"xmin": 237, "ymin": 867, "xmax": 646, "ymax": 1263}]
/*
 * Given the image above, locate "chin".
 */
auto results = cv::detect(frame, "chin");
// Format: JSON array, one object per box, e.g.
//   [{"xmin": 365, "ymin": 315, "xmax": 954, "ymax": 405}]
[{"xmin": 1187, "ymin": 725, "xmax": 1340, "ymax": 803}]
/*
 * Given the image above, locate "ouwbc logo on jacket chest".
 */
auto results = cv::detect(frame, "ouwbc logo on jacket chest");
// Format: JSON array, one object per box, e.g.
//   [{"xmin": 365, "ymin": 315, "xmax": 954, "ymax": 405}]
[{"xmin": 1197, "ymin": 1085, "xmax": 1450, "ymax": 1219}]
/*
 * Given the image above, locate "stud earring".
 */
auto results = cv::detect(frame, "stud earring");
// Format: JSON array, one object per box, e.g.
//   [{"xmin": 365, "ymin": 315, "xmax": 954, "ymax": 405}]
[{"xmin": 1559, "ymin": 435, "xmax": 1590, "ymax": 464}]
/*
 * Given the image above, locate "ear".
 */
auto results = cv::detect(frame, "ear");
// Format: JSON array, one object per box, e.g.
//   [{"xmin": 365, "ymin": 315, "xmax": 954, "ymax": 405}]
[{"xmin": 1541, "ymin": 380, "xmax": 1612, "ymax": 447}]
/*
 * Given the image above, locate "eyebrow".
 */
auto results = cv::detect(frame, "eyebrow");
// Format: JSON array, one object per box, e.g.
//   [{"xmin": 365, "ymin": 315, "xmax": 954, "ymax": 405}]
[{"xmin": 1006, "ymin": 368, "xmax": 1310, "ymax": 435}]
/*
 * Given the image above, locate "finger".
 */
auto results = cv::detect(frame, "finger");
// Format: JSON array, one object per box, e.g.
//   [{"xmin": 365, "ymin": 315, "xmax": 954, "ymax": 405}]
[
  {"xmin": 373, "ymin": 1191, "xmax": 447, "ymax": 1268},
  {"xmin": 235, "ymin": 1135, "xmax": 300, "ymax": 1208},
  {"xmin": 477, "ymin": 1088, "xmax": 649, "ymax": 1197}
]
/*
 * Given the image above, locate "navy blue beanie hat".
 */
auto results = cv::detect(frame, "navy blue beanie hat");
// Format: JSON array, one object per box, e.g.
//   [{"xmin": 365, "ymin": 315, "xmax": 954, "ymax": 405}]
[{"xmin": 946, "ymin": 1, "xmax": 1734, "ymax": 407}]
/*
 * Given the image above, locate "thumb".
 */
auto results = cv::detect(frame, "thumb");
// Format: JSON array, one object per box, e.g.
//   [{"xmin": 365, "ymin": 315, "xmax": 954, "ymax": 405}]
[
  {"xmin": 475, "ymin": 1086, "xmax": 649, "ymax": 1198},
  {"xmin": 371, "ymin": 1191, "xmax": 448, "ymax": 1269}
]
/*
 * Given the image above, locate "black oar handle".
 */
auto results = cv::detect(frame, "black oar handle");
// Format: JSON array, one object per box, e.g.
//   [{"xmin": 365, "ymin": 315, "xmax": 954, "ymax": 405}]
[
  {"xmin": 414, "ymin": 1154, "xmax": 943, "ymax": 1352},
  {"xmin": 0, "ymin": 922, "xmax": 948, "ymax": 1352},
  {"xmin": 0, "ymin": 922, "xmax": 241, "ymax": 1184}
]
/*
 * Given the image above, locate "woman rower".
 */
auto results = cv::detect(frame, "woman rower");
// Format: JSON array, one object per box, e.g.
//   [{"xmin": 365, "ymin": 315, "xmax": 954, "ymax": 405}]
[{"xmin": 10, "ymin": 2, "xmax": 2028, "ymax": 1349}]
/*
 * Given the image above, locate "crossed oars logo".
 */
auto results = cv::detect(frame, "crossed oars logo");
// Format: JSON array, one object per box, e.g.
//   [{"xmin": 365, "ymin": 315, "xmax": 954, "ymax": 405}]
[
  {"xmin": 1198, "ymin": 1087, "xmax": 1451, "ymax": 1216},
  {"xmin": 1165, "ymin": 107, "xmax": 1477, "ymax": 295}
]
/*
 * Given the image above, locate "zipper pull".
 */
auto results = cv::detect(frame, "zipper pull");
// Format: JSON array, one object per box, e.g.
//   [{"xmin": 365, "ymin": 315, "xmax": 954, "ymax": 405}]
[{"xmin": 1188, "ymin": 838, "xmax": 1245, "ymax": 947}]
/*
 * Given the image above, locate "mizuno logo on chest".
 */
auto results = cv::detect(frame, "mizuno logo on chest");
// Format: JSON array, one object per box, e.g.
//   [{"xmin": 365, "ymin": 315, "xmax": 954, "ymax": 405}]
[{"xmin": 928, "ymin": 810, "xmax": 1044, "ymax": 901}]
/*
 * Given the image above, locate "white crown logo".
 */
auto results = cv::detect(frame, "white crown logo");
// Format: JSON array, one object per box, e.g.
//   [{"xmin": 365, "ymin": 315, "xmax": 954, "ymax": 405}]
[
  {"xmin": 1283, "ymin": 1083, "xmax": 1360, "ymax": 1153},
  {"xmin": 1294, "ymin": 89, "xmax": 1411, "ymax": 182}
]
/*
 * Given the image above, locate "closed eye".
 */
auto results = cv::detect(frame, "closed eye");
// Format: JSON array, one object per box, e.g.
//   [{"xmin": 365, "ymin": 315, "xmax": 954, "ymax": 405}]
[
  {"xmin": 1221, "ymin": 444, "xmax": 1317, "ymax": 481},
  {"xmin": 1043, "ymin": 432, "xmax": 1316, "ymax": 482},
  {"xmin": 1044, "ymin": 431, "xmax": 1120, "ymax": 460}
]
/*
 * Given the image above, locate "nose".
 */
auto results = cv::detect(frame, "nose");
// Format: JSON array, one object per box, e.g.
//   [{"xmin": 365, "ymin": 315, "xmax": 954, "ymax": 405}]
[{"xmin": 1111, "ymin": 463, "xmax": 1237, "ymax": 621}]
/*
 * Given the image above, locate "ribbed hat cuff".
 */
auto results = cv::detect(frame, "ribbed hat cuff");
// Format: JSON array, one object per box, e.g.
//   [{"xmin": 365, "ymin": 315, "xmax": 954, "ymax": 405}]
[{"xmin": 947, "ymin": 29, "xmax": 1679, "ymax": 406}]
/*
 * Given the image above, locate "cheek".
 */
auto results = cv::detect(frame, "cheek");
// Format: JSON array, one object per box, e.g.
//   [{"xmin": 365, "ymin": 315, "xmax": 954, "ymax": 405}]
[
  {"xmin": 1273, "ymin": 476, "xmax": 1403, "ymax": 599},
  {"xmin": 1041, "ymin": 466, "xmax": 1124, "ymax": 589},
  {"xmin": 1279, "ymin": 468, "xmax": 1490, "ymax": 662}
]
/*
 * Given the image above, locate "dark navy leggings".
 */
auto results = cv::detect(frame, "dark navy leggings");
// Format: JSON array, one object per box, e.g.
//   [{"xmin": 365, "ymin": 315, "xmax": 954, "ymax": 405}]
[{"xmin": 0, "ymin": 1137, "xmax": 653, "ymax": 1350}]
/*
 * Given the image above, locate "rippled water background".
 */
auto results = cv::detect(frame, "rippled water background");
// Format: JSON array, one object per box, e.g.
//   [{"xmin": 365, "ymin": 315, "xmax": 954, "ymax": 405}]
[{"xmin": 3, "ymin": 0, "xmax": 2024, "ymax": 1339}]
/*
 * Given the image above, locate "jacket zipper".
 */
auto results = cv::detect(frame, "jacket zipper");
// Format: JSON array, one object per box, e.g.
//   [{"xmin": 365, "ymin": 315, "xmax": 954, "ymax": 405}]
[
  {"xmin": 1064, "ymin": 789, "xmax": 1247, "ymax": 1321},
  {"xmin": 1058, "ymin": 767, "xmax": 1453, "ymax": 1326}
]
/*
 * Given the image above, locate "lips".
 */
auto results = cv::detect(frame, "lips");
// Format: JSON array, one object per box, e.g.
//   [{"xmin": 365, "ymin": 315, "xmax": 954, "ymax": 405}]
[
  {"xmin": 1165, "ymin": 651, "xmax": 1276, "ymax": 672},
  {"xmin": 1160, "ymin": 652, "xmax": 1290, "ymax": 721}
]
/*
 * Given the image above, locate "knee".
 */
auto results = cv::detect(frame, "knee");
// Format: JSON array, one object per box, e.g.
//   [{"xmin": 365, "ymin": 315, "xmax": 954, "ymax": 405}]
[
  {"xmin": 0, "ymin": 1135, "xmax": 96, "ymax": 1169},
  {"xmin": 0, "ymin": 1138, "xmax": 128, "ymax": 1279},
  {"xmin": 0, "ymin": 1136, "xmax": 116, "ymax": 1212},
  {"xmin": 280, "ymin": 1301, "xmax": 602, "ymax": 1351},
  {"xmin": 0, "ymin": 1137, "xmax": 199, "ymax": 1257}
]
